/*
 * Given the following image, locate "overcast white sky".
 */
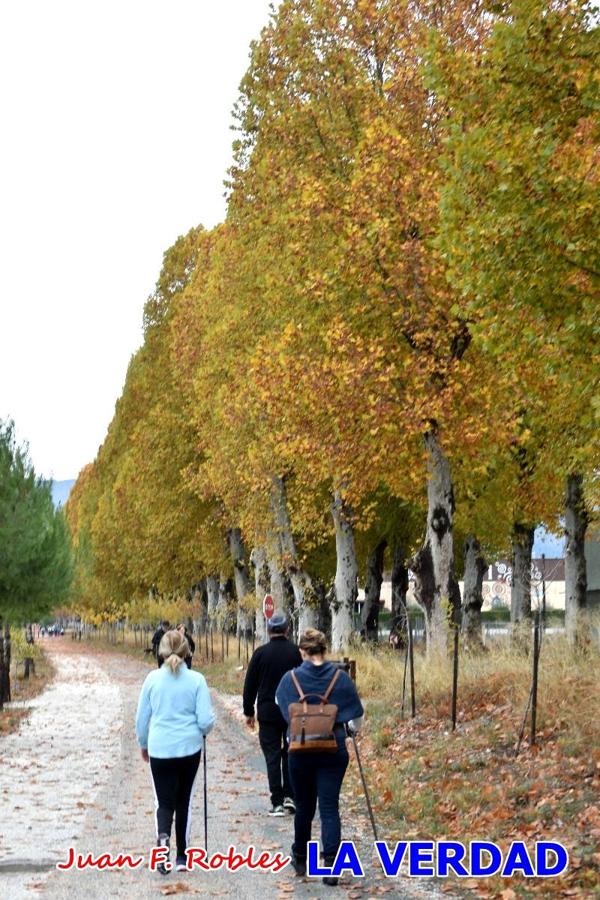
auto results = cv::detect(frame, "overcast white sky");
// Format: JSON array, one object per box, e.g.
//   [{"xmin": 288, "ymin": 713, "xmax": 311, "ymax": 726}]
[{"xmin": 0, "ymin": 0, "xmax": 277, "ymax": 481}]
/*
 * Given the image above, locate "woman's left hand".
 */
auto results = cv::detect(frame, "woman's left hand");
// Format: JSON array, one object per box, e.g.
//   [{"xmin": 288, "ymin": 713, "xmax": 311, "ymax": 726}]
[{"xmin": 141, "ymin": 748, "xmax": 149, "ymax": 763}]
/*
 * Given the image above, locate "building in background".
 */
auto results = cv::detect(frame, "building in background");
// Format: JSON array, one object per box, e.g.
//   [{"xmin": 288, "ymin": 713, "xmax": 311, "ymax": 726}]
[
  {"xmin": 477, "ymin": 559, "xmax": 564, "ymax": 612},
  {"xmin": 367, "ymin": 558, "xmax": 566, "ymax": 613},
  {"xmin": 585, "ymin": 537, "xmax": 600, "ymax": 608}
]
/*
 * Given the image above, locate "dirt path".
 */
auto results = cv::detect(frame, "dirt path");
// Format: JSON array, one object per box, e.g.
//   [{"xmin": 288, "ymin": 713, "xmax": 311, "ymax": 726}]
[{"xmin": 0, "ymin": 640, "xmax": 439, "ymax": 899}]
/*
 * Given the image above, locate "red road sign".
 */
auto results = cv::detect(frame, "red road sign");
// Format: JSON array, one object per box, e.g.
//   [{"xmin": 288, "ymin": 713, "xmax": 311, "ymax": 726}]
[{"xmin": 263, "ymin": 594, "xmax": 275, "ymax": 619}]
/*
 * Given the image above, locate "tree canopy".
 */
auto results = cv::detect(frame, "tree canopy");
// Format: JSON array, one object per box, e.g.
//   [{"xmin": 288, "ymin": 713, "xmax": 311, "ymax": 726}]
[
  {"xmin": 0, "ymin": 420, "xmax": 72, "ymax": 623},
  {"xmin": 66, "ymin": 0, "xmax": 599, "ymax": 649}
]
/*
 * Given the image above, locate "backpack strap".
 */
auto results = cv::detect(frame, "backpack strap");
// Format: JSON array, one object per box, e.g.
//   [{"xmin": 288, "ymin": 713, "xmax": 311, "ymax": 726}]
[
  {"xmin": 290, "ymin": 670, "xmax": 306, "ymax": 701},
  {"xmin": 323, "ymin": 668, "xmax": 341, "ymax": 701},
  {"xmin": 291, "ymin": 667, "xmax": 341, "ymax": 704}
]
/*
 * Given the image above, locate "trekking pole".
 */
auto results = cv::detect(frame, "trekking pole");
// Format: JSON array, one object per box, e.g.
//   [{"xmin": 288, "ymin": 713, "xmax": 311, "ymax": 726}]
[
  {"xmin": 350, "ymin": 733, "xmax": 379, "ymax": 841},
  {"xmin": 203, "ymin": 735, "xmax": 208, "ymax": 852}
]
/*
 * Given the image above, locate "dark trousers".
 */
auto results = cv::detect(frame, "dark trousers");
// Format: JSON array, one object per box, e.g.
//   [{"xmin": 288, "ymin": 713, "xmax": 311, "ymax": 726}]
[
  {"xmin": 288, "ymin": 746, "xmax": 349, "ymax": 862},
  {"xmin": 258, "ymin": 719, "xmax": 292, "ymax": 807},
  {"xmin": 150, "ymin": 751, "xmax": 201, "ymax": 858}
]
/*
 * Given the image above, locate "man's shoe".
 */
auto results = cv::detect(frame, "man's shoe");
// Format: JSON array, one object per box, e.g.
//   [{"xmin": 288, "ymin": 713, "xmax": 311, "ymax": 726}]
[
  {"xmin": 290, "ymin": 852, "xmax": 306, "ymax": 876},
  {"xmin": 282, "ymin": 796, "xmax": 296, "ymax": 813},
  {"xmin": 268, "ymin": 805, "xmax": 286, "ymax": 816},
  {"xmin": 175, "ymin": 855, "xmax": 187, "ymax": 871},
  {"xmin": 156, "ymin": 833, "xmax": 170, "ymax": 875}
]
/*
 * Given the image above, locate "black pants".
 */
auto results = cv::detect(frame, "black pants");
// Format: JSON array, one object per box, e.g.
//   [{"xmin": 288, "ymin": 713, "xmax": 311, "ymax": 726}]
[
  {"xmin": 150, "ymin": 750, "xmax": 201, "ymax": 858},
  {"xmin": 258, "ymin": 719, "xmax": 292, "ymax": 807},
  {"xmin": 288, "ymin": 745, "xmax": 349, "ymax": 862}
]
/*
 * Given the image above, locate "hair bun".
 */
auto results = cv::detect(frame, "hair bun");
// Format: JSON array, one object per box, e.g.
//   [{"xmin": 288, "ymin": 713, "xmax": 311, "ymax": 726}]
[{"xmin": 298, "ymin": 628, "xmax": 327, "ymax": 656}]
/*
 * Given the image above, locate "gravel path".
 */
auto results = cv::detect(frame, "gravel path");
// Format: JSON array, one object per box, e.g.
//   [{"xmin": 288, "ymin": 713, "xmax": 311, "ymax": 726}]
[{"xmin": 0, "ymin": 640, "xmax": 440, "ymax": 899}]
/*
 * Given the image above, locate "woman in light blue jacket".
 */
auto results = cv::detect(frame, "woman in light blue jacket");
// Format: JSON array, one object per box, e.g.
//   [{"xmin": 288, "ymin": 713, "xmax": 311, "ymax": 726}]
[{"xmin": 136, "ymin": 629, "xmax": 215, "ymax": 874}]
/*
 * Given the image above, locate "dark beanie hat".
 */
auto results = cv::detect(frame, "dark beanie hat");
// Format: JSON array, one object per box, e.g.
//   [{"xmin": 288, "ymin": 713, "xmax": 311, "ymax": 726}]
[{"xmin": 267, "ymin": 613, "xmax": 288, "ymax": 634}]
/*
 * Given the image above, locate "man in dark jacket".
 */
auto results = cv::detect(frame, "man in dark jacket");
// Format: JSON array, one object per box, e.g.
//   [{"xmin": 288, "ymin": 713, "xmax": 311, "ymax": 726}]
[
  {"xmin": 151, "ymin": 620, "xmax": 170, "ymax": 668},
  {"xmin": 243, "ymin": 613, "xmax": 302, "ymax": 816}
]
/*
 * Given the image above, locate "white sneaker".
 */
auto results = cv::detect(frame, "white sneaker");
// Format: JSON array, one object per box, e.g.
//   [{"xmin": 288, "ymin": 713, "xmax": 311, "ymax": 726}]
[
  {"xmin": 283, "ymin": 797, "xmax": 296, "ymax": 812},
  {"xmin": 268, "ymin": 805, "xmax": 286, "ymax": 816}
]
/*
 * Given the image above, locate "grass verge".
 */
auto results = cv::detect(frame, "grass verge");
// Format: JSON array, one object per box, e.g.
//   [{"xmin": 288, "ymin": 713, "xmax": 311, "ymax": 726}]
[
  {"xmin": 343, "ymin": 638, "xmax": 600, "ymax": 898},
  {"xmin": 0, "ymin": 645, "xmax": 56, "ymax": 736}
]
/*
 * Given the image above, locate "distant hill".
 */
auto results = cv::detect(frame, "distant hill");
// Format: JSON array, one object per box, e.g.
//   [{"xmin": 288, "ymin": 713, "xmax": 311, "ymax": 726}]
[{"xmin": 51, "ymin": 479, "xmax": 75, "ymax": 508}]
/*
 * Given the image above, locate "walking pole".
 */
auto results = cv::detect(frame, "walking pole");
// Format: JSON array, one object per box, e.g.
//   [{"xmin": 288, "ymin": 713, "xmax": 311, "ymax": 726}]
[
  {"xmin": 350, "ymin": 733, "xmax": 379, "ymax": 841},
  {"xmin": 203, "ymin": 735, "xmax": 208, "ymax": 853}
]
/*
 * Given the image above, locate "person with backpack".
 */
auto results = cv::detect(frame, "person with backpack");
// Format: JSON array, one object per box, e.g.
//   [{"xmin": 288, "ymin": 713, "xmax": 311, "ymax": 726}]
[
  {"xmin": 275, "ymin": 628, "xmax": 364, "ymax": 885},
  {"xmin": 243, "ymin": 612, "xmax": 302, "ymax": 816},
  {"xmin": 136, "ymin": 629, "xmax": 214, "ymax": 875},
  {"xmin": 151, "ymin": 620, "xmax": 170, "ymax": 667}
]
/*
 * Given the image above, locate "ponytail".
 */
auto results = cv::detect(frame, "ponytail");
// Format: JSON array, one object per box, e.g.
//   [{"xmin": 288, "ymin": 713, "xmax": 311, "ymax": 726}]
[
  {"xmin": 158, "ymin": 630, "xmax": 190, "ymax": 675},
  {"xmin": 163, "ymin": 652, "xmax": 185, "ymax": 675}
]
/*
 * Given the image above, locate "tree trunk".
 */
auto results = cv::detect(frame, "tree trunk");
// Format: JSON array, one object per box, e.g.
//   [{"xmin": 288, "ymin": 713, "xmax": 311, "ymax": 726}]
[
  {"xmin": 250, "ymin": 547, "xmax": 270, "ymax": 644},
  {"xmin": 330, "ymin": 489, "xmax": 358, "ymax": 651},
  {"xmin": 1, "ymin": 621, "xmax": 11, "ymax": 704},
  {"xmin": 314, "ymin": 579, "xmax": 330, "ymax": 639},
  {"xmin": 462, "ymin": 536, "xmax": 487, "ymax": 649},
  {"xmin": 0, "ymin": 618, "xmax": 4, "ymax": 711},
  {"xmin": 266, "ymin": 536, "xmax": 286, "ymax": 608},
  {"xmin": 360, "ymin": 539, "xmax": 387, "ymax": 641},
  {"xmin": 390, "ymin": 542, "xmax": 409, "ymax": 649},
  {"xmin": 228, "ymin": 527, "xmax": 254, "ymax": 638},
  {"xmin": 271, "ymin": 475, "xmax": 319, "ymax": 633},
  {"xmin": 564, "ymin": 472, "xmax": 588, "ymax": 647},
  {"xmin": 411, "ymin": 542, "xmax": 436, "ymax": 645},
  {"xmin": 511, "ymin": 522, "xmax": 534, "ymax": 639},
  {"xmin": 217, "ymin": 573, "xmax": 233, "ymax": 630},
  {"xmin": 192, "ymin": 579, "xmax": 207, "ymax": 636},
  {"xmin": 206, "ymin": 575, "xmax": 219, "ymax": 620},
  {"xmin": 412, "ymin": 430, "xmax": 461, "ymax": 655}
]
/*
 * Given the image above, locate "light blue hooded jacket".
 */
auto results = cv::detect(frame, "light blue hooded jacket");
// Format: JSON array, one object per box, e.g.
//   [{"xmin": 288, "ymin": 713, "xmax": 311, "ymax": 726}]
[{"xmin": 135, "ymin": 665, "xmax": 215, "ymax": 759}]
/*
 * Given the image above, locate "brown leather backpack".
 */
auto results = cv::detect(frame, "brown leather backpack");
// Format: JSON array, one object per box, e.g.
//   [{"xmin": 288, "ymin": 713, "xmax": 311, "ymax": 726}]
[{"xmin": 288, "ymin": 668, "xmax": 342, "ymax": 753}]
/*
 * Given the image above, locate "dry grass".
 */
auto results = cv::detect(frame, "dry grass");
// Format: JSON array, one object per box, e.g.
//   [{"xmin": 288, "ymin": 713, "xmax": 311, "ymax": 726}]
[
  {"xmin": 0, "ymin": 645, "xmax": 56, "ymax": 736},
  {"xmin": 345, "ymin": 635, "xmax": 600, "ymax": 898},
  {"xmin": 354, "ymin": 634, "xmax": 599, "ymax": 740}
]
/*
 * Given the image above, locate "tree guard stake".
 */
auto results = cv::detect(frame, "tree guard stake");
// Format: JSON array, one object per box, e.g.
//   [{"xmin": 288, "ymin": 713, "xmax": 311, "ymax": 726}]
[{"xmin": 451, "ymin": 624, "xmax": 459, "ymax": 731}]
